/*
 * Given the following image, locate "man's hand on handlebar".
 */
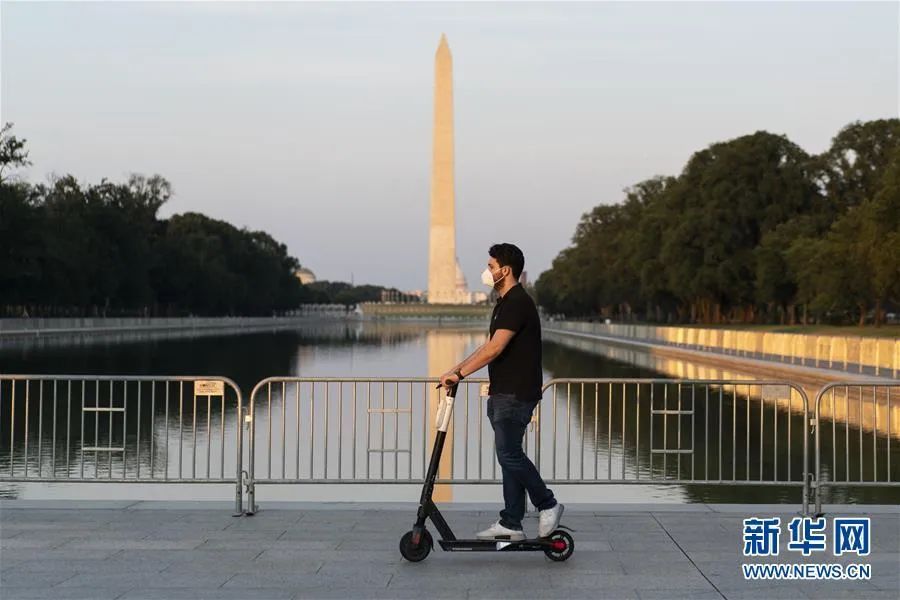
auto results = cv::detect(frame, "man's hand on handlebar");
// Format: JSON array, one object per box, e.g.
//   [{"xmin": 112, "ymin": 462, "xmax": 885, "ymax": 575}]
[{"xmin": 437, "ymin": 371, "xmax": 460, "ymax": 390}]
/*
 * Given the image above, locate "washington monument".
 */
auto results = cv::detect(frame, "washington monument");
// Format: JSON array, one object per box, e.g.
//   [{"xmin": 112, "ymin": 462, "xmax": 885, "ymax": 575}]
[{"xmin": 427, "ymin": 34, "xmax": 470, "ymax": 305}]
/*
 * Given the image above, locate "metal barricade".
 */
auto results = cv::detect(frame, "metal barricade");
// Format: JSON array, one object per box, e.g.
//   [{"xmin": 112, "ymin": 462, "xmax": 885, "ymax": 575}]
[
  {"xmin": 813, "ymin": 381, "xmax": 900, "ymax": 515},
  {"xmin": 12, "ymin": 372, "xmax": 899, "ymax": 517},
  {"xmin": 0, "ymin": 375, "xmax": 244, "ymax": 515},
  {"xmin": 245, "ymin": 377, "xmax": 494, "ymax": 513},
  {"xmin": 245, "ymin": 377, "xmax": 811, "ymax": 514},
  {"xmin": 539, "ymin": 380, "xmax": 811, "ymax": 511}
]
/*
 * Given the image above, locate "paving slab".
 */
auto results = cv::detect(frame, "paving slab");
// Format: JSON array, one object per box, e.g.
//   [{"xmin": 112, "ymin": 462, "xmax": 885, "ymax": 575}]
[{"xmin": 0, "ymin": 501, "xmax": 897, "ymax": 599}]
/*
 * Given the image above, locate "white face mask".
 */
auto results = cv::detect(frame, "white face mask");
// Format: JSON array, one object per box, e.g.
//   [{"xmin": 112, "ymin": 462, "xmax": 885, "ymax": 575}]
[{"xmin": 481, "ymin": 266, "xmax": 499, "ymax": 288}]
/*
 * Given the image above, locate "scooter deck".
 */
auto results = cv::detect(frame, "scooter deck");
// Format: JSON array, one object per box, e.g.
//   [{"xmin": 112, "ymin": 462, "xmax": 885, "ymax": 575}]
[{"xmin": 438, "ymin": 538, "xmax": 558, "ymax": 552}]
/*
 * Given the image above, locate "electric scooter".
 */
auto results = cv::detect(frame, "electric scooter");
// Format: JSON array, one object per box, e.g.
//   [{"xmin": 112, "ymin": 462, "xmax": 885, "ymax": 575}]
[{"xmin": 399, "ymin": 383, "xmax": 575, "ymax": 562}]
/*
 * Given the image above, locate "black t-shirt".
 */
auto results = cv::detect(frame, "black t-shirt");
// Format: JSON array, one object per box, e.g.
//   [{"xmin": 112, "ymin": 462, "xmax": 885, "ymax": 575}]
[{"xmin": 488, "ymin": 283, "xmax": 542, "ymax": 401}]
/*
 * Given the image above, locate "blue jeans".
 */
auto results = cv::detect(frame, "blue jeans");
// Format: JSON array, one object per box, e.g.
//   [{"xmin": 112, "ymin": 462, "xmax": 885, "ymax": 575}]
[{"xmin": 487, "ymin": 393, "xmax": 557, "ymax": 530}]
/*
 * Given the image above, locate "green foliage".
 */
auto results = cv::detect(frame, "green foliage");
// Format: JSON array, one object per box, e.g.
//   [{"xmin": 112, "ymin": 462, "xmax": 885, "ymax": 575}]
[
  {"xmin": 0, "ymin": 123, "xmax": 306, "ymax": 316},
  {"xmin": 0, "ymin": 123, "xmax": 31, "ymax": 184},
  {"xmin": 538, "ymin": 120, "xmax": 900, "ymax": 326},
  {"xmin": 0, "ymin": 123, "xmax": 406, "ymax": 316},
  {"xmin": 152, "ymin": 212, "xmax": 302, "ymax": 315},
  {"xmin": 820, "ymin": 119, "xmax": 900, "ymax": 212}
]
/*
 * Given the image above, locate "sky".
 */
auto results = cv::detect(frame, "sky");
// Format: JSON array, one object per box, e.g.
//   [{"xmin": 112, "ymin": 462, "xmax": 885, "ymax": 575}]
[{"xmin": 2, "ymin": 1, "xmax": 898, "ymax": 291}]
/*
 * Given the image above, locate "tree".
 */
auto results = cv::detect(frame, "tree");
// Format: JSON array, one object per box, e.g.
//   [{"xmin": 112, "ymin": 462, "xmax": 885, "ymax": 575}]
[
  {"xmin": 867, "ymin": 148, "xmax": 900, "ymax": 324},
  {"xmin": 656, "ymin": 131, "xmax": 819, "ymax": 323},
  {"xmin": 0, "ymin": 127, "xmax": 309, "ymax": 317},
  {"xmin": 0, "ymin": 179, "xmax": 43, "ymax": 311},
  {"xmin": 820, "ymin": 119, "xmax": 900, "ymax": 213},
  {"xmin": 538, "ymin": 119, "xmax": 899, "ymax": 326},
  {"xmin": 0, "ymin": 123, "xmax": 31, "ymax": 184},
  {"xmin": 786, "ymin": 144, "xmax": 900, "ymax": 326},
  {"xmin": 755, "ymin": 217, "xmax": 819, "ymax": 324}
]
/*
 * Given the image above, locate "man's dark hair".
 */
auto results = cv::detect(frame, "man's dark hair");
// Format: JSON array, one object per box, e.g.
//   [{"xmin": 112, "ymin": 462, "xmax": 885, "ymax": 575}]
[{"xmin": 489, "ymin": 243, "xmax": 525, "ymax": 280}]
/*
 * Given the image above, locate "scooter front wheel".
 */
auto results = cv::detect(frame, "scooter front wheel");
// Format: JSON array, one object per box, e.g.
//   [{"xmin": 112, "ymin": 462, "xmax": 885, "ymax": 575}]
[
  {"xmin": 543, "ymin": 530, "xmax": 574, "ymax": 562},
  {"xmin": 399, "ymin": 529, "xmax": 433, "ymax": 562}
]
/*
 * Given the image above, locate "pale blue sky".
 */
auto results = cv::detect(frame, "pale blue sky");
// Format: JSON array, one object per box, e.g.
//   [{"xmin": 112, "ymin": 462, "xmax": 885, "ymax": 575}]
[{"xmin": 2, "ymin": 1, "xmax": 897, "ymax": 291}]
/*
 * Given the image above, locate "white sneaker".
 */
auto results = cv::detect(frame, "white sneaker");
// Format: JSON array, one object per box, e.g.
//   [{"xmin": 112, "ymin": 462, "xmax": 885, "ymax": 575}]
[
  {"xmin": 538, "ymin": 503, "xmax": 564, "ymax": 537},
  {"xmin": 476, "ymin": 520, "xmax": 526, "ymax": 541}
]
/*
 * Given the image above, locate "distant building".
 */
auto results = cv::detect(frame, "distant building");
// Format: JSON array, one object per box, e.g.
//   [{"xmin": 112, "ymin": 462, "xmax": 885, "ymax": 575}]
[
  {"xmin": 454, "ymin": 261, "xmax": 473, "ymax": 304},
  {"xmin": 294, "ymin": 268, "xmax": 317, "ymax": 285},
  {"xmin": 380, "ymin": 289, "xmax": 424, "ymax": 303}
]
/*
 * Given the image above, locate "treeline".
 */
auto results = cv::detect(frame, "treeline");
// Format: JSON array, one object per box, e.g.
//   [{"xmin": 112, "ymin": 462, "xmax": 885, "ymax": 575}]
[
  {"xmin": 0, "ymin": 173, "xmax": 302, "ymax": 316},
  {"xmin": 535, "ymin": 119, "xmax": 900, "ymax": 326},
  {"xmin": 297, "ymin": 281, "xmax": 397, "ymax": 306},
  {"xmin": 0, "ymin": 124, "xmax": 394, "ymax": 317}
]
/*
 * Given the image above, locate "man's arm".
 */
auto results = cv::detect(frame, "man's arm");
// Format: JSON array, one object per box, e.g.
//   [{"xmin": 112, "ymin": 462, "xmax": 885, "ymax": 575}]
[
  {"xmin": 449, "ymin": 343, "xmax": 486, "ymax": 375},
  {"xmin": 448, "ymin": 329, "xmax": 516, "ymax": 380}
]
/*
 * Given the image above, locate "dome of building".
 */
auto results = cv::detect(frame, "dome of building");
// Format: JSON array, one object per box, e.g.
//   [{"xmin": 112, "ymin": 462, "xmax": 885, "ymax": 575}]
[
  {"xmin": 294, "ymin": 268, "xmax": 317, "ymax": 285},
  {"xmin": 454, "ymin": 259, "xmax": 468, "ymax": 293}
]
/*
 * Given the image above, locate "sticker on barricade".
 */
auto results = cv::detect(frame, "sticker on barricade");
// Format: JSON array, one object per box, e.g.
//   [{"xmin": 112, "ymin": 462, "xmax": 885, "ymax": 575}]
[{"xmin": 194, "ymin": 380, "xmax": 225, "ymax": 397}]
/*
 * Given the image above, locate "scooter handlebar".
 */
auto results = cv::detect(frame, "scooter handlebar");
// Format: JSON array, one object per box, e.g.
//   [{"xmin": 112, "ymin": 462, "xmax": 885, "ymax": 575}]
[
  {"xmin": 434, "ymin": 382, "xmax": 458, "ymax": 431},
  {"xmin": 435, "ymin": 381, "xmax": 459, "ymax": 398}
]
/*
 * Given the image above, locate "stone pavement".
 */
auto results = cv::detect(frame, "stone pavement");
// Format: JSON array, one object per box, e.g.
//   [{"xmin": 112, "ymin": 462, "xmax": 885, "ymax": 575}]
[{"xmin": 1, "ymin": 501, "xmax": 897, "ymax": 600}]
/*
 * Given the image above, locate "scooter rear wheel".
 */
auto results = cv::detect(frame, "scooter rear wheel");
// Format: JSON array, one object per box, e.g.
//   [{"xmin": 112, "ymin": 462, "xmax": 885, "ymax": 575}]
[
  {"xmin": 543, "ymin": 530, "xmax": 574, "ymax": 562},
  {"xmin": 399, "ymin": 529, "xmax": 433, "ymax": 562}
]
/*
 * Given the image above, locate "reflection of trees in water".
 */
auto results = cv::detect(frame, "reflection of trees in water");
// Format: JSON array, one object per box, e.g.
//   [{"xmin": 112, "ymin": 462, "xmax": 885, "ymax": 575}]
[
  {"xmin": 543, "ymin": 340, "xmax": 660, "ymax": 380},
  {"xmin": 539, "ymin": 341, "xmax": 900, "ymax": 504},
  {"xmin": 0, "ymin": 322, "xmax": 425, "ymax": 389},
  {"xmin": 0, "ymin": 378, "xmax": 243, "ymax": 482},
  {"xmin": 289, "ymin": 321, "xmax": 423, "ymax": 346},
  {"xmin": 0, "ymin": 323, "xmax": 481, "ymax": 486},
  {"xmin": 540, "ymin": 380, "xmax": 808, "ymax": 483}
]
